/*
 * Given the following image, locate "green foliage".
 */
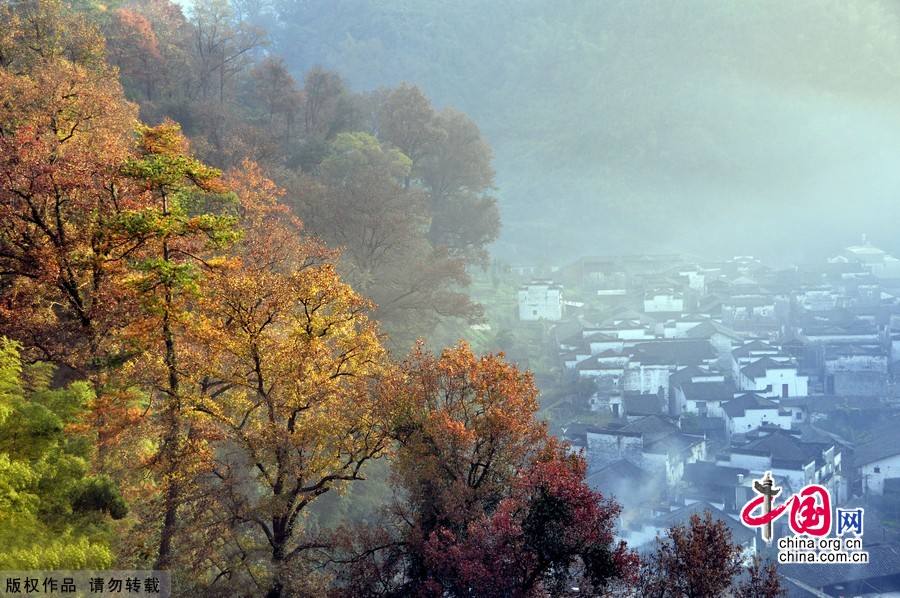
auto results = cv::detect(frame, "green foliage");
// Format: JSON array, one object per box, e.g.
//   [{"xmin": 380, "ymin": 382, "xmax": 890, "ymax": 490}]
[{"xmin": 0, "ymin": 338, "xmax": 121, "ymax": 569}]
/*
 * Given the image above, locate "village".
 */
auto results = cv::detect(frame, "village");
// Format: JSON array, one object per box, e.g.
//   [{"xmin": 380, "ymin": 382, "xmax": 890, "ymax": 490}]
[{"xmin": 508, "ymin": 236, "xmax": 900, "ymax": 596}]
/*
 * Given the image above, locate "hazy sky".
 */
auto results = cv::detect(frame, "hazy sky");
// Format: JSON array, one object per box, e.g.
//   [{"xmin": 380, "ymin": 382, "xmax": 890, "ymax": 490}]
[{"xmin": 246, "ymin": 0, "xmax": 900, "ymax": 265}]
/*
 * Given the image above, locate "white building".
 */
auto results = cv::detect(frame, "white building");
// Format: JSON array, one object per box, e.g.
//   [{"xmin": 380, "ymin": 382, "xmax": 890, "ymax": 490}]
[
  {"xmin": 737, "ymin": 357, "xmax": 808, "ymax": 398},
  {"xmin": 644, "ymin": 289, "xmax": 684, "ymax": 313},
  {"xmin": 831, "ymin": 235, "xmax": 900, "ymax": 280},
  {"xmin": 517, "ymin": 281, "xmax": 563, "ymax": 321},
  {"xmin": 855, "ymin": 433, "xmax": 900, "ymax": 496},
  {"xmin": 722, "ymin": 393, "xmax": 793, "ymax": 437}
]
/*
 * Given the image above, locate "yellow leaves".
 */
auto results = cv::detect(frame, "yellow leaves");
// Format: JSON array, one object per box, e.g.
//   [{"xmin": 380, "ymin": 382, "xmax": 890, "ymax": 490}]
[{"xmin": 134, "ymin": 120, "xmax": 189, "ymax": 158}]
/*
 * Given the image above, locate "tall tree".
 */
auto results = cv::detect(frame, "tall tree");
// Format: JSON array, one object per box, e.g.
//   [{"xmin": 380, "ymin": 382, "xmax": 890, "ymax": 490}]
[
  {"xmin": 0, "ymin": 0, "xmax": 154, "ymax": 475},
  {"xmin": 189, "ymin": 0, "xmax": 265, "ymax": 105},
  {"xmin": 244, "ymin": 56, "xmax": 302, "ymax": 138},
  {"xmin": 119, "ymin": 120, "xmax": 239, "ymax": 570},
  {"xmin": 377, "ymin": 84, "xmax": 441, "ymax": 176},
  {"xmin": 104, "ymin": 7, "xmax": 164, "ymax": 101},
  {"xmin": 180, "ymin": 162, "xmax": 395, "ymax": 597},
  {"xmin": 302, "ymin": 67, "xmax": 347, "ymax": 140},
  {"xmin": 0, "ymin": 0, "xmax": 137, "ymax": 367}
]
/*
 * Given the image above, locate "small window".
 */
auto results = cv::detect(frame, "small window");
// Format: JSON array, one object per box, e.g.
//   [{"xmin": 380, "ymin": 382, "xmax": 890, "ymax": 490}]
[
  {"xmin": 875, "ymin": 466, "xmax": 881, "ymax": 474},
  {"xmin": 532, "ymin": 309, "xmax": 538, "ymax": 316},
  {"xmin": 764, "ymin": 384, "xmax": 773, "ymax": 392}
]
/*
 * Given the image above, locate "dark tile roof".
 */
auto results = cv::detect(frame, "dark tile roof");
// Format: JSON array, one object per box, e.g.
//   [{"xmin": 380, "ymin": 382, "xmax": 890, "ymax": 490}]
[
  {"xmin": 585, "ymin": 459, "xmax": 658, "ymax": 499},
  {"xmin": 722, "ymin": 393, "xmax": 779, "ymax": 417},
  {"xmin": 629, "ymin": 339, "xmax": 717, "ymax": 366},
  {"xmin": 643, "ymin": 432, "xmax": 705, "ymax": 457},
  {"xmin": 737, "ymin": 429, "xmax": 822, "ymax": 468},
  {"xmin": 683, "ymin": 462, "xmax": 749, "ymax": 488},
  {"xmin": 678, "ymin": 379, "xmax": 737, "ymax": 402},
  {"xmin": 740, "ymin": 356, "xmax": 797, "ymax": 379},
  {"xmin": 623, "ymin": 394, "xmax": 664, "ymax": 416},
  {"xmin": 731, "ymin": 340, "xmax": 778, "ymax": 358},
  {"xmin": 680, "ymin": 416, "xmax": 726, "ymax": 436},
  {"xmin": 684, "ymin": 320, "xmax": 744, "ymax": 340},
  {"xmin": 575, "ymin": 356, "xmax": 626, "ymax": 371},
  {"xmin": 620, "ymin": 414, "xmax": 678, "ymax": 438},
  {"xmin": 668, "ymin": 365, "xmax": 712, "ymax": 387},
  {"xmin": 854, "ymin": 417, "xmax": 900, "ymax": 465}
]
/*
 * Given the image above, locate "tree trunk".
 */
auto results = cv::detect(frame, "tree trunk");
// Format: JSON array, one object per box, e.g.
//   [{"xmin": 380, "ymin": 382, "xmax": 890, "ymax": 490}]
[{"xmin": 155, "ymin": 243, "xmax": 182, "ymax": 570}]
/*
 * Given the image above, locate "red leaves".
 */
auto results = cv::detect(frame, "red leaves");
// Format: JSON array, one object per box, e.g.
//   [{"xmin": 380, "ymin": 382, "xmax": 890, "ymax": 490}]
[
  {"xmin": 368, "ymin": 343, "xmax": 637, "ymax": 596},
  {"xmin": 417, "ymin": 451, "xmax": 636, "ymax": 597}
]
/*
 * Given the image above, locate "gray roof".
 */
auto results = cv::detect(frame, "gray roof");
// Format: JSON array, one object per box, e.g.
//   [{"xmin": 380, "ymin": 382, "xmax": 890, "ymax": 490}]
[
  {"xmin": 585, "ymin": 459, "xmax": 658, "ymax": 498},
  {"xmin": 722, "ymin": 393, "xmax": 779, "ymax": 417},
  {"xmin": 683, "ymin": 461, "xmax": 749, "ymax": 488},
  {"xmin": 731, "ymin": 340, "xmax": 778, "ymax": 359},
  {"xmin": 684, "ymin": 320, "xmax": 744, "ymax": 341},
  {"xmin": 678, "ymin": 379, "xmax": 737, "ymax": 402},
  {"xmin": 629, "ymin": 339, "xmax": 717, "ymax": 366},
  {"xmin": 623, "ymin": 393, "xmax": 664, "ymax": 416},
  {"xmin": 854, "ymin": 416, "xmax": 900, "ymax": 465},
  {"xmin": 740, "ymin": 356, "xmax": 796, "ymax": 380},
  {"xmin": 620, "ymin": 414, "xmax": 678, "ymax": 438},
  {"xmin": 737, "ymin": 429, "xmax": 824, "ymax": 468}
]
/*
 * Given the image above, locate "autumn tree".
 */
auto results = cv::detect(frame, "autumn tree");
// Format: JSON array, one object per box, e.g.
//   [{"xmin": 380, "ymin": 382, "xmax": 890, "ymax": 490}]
[
  {"xmin": 104, "ymin": 7, "xmax": 164, "ymax": 100},
  {"xmin": 0, "ymin": 0, "xmax": 158, "ymax": 477},
  {"xmin": 377, "ymin": 84, "xmax": 441, "ymax": 179},
  {"xmin": 172, "ymin": 163, "xmax": 395, "ymax": 597},
  {"xmin": 119, "ymin": 121, "xmax": 239, "ymax": 570},
  {"xmin": 293, "ymin": 132, "xmax": 480, "ymax": 347},
  {"xmin": 0, "ymin": 0, "xmax": 107, "ymax": 73},
  {"xmin": 109, "ymin": 0, "xmax": 194, "ymax": 110},
  {"xmin": 0, "ymin": 0, "xmax": 136, "ymax": 364},
  {"xmin": 332, "ymin": 342, "xmax": 636, "ymax": 596},
  {"xmin": 638, "ymin": 511, "xmax": 784, "ymax": 598},
  {"xmin": 302, "ymin": 67, "xmax": 348, "ymax": 140},
  {"xmin": 735, "ymin": 557, "xmax": 785, "ymax": 598}
]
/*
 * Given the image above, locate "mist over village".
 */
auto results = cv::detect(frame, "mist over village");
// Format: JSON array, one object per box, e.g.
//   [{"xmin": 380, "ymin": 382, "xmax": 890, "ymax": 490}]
[
  {"xmin": 2, "ymin": 1, "xmax": 900, "ymax": 596},
  {"xmin": 506, "ymin": 237, "xmax": 900, "ymax": 595}
]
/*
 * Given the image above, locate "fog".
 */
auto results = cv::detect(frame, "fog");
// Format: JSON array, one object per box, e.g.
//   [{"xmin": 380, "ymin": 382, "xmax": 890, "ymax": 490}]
[{"xmin": 251, "ymin": 0, "xmax": 900, "ymax": 265}]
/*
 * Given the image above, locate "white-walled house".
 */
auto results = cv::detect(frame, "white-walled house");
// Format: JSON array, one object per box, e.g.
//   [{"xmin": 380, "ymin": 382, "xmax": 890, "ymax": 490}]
[
  {"xmin": 730, "ymin": 340, "xmax": 787, "ymax": 379},
  {"xmin": 673, "ymin": 378, "xmax": 736, "ymax": 418},
  {"xmin": 722, "ymin": 393, "xmax": 792, "ymax": 437},
  {"xmin": 517, "ymin": 281, "xmax": 563, "ymax": 321},
  {"xmin": 585, "ymin": 416, "xmax": 705, "ymax": 489},
  {"xmin": 738, "ymin": 357, "xmax": 808, "ymax": 398},
  {"xmin": 855, "ymin": 434, "xmax": 900, "ymax": 496},
  {"xmin": 644, "ymin": 289, "xmax": 684, "ymax": 313},
  {"xmin": 718, "ymin": 429, "xmax": 845, "ymax": 504}
]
